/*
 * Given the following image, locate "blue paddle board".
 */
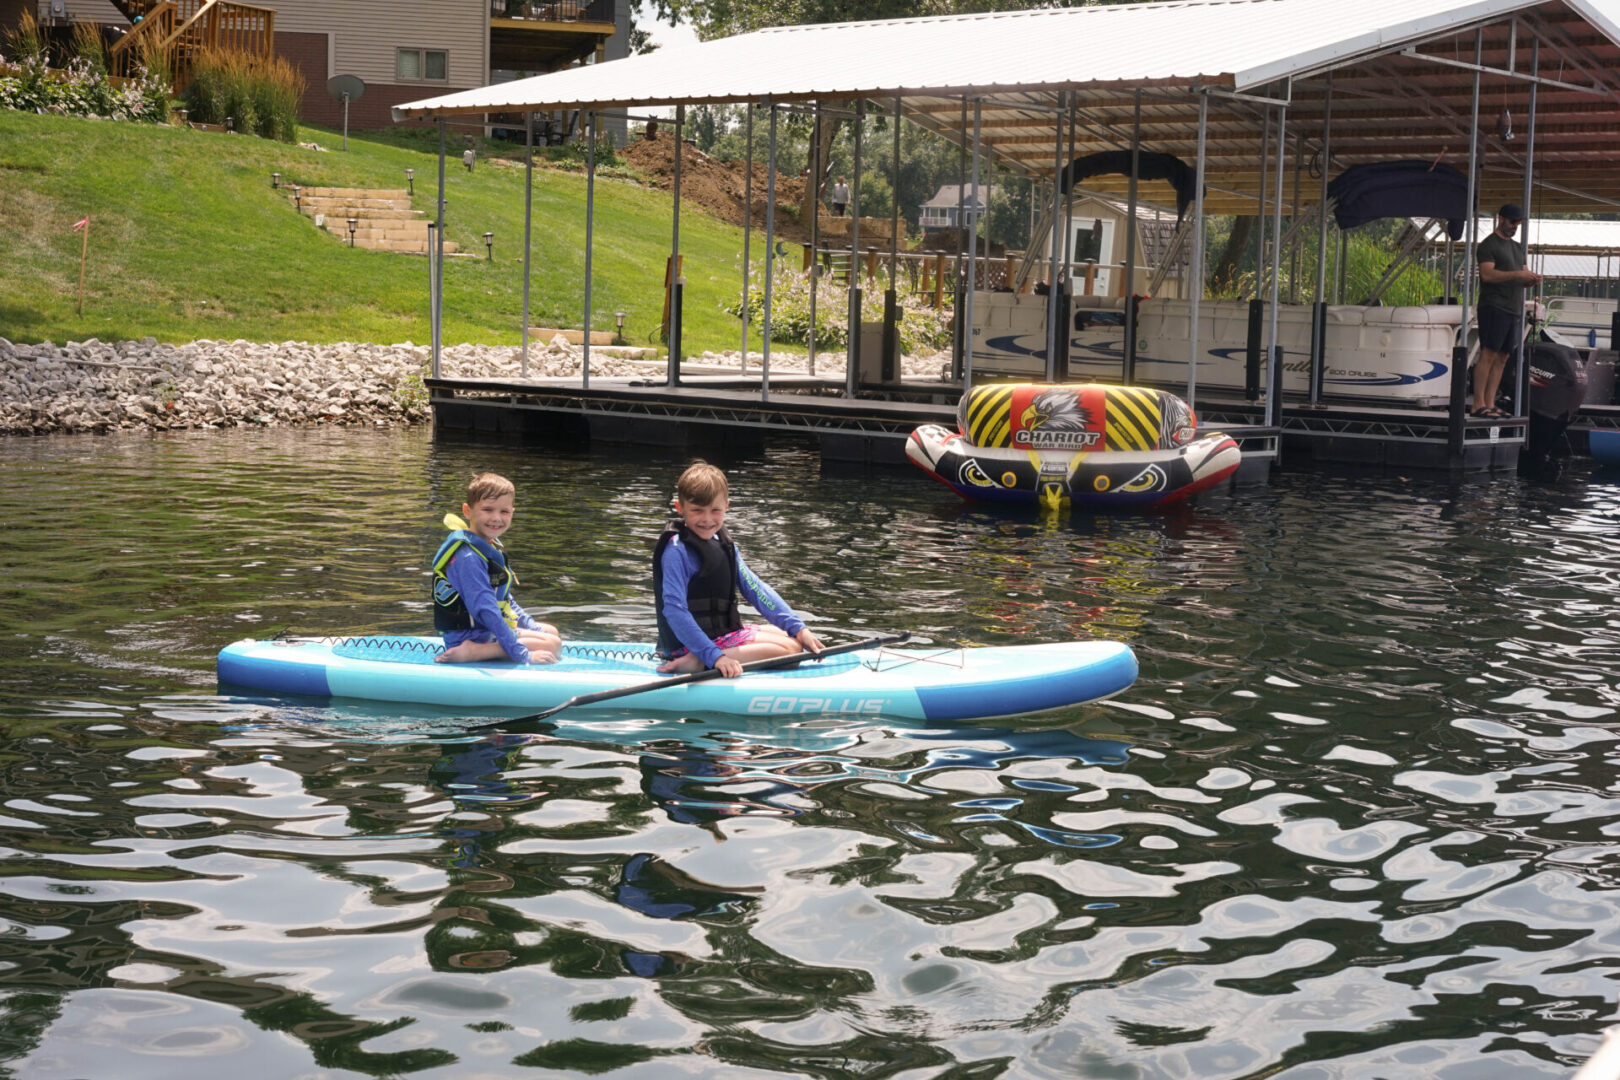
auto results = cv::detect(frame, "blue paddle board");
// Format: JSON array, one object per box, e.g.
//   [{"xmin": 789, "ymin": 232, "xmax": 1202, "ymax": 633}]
[{"xmin": 217, "ymin": 636, "xmax": 1138, "ymax": 722}]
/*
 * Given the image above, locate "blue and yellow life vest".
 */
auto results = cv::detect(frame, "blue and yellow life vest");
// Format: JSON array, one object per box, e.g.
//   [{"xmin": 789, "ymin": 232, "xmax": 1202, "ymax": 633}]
[{"xmin": 432, "ymin": 514, "xmax": 521, "ymax": 632}]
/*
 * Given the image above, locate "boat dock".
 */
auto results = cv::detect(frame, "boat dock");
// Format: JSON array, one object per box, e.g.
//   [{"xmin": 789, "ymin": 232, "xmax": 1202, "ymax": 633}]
[
  {"xmin": 428, "ymin": 370, "xmax": 1293, "ymax": 480},
  {"xmin": 396, "ymin": 0, "xmax": 1620, "ymax": 484},
  {"xmin": 429, "ymin": 367, "xmax": 1620, "ymax": 476}
]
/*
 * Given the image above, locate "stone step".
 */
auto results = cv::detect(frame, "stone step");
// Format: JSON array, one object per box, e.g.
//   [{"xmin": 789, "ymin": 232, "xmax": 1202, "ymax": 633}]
[
  {"xmin": 300, "ymin": 186, "xmax": 410, "ymax": 200},
  {"xmin": 311, "ymin": 212, "xmax": 427, "ymax": 229},
  {"xmin": 281, "ymin": 186, "xmax": 464, "ymax": 256},
  {"xmin": 347, "ymin": 226, "xmax": 434, "ymax": 242},
  {"xmin": 314, "ymin": 216, "xmax": 430, "ymax": 233},
  {"xmin": 299, "ymin": 197, "xmax": 414, "ymax": 213},
  {"xmin": 355, "ymin": 237, "xmax": 462, "ymax": 254},
  {"xmin": 305, "ymin": 208, "xmax": 423, "ymax": 224}
]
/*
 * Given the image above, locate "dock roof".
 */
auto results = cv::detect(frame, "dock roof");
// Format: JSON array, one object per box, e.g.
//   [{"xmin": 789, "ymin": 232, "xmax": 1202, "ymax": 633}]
[{"xmin": 396, "ymin": 0, "xmax": 1620, "ymax": 214}]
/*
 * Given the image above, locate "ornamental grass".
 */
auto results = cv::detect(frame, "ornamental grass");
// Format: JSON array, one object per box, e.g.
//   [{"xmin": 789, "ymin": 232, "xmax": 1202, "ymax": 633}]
[{"xmin": 184, "ymin": 47, "xmax": 304, "ymax": 143}]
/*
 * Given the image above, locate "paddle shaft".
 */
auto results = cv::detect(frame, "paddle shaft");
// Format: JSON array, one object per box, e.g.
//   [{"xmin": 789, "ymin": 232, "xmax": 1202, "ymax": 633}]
[{"xmin": 487, "ymin": 631, "xmax": 911, "ymax": 727}]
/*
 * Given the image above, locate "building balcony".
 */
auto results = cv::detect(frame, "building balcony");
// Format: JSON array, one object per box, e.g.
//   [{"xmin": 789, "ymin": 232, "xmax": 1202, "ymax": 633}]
[
  {"xmin": 492, "ymin": 0, "xmax": 615, "ymax": 22},
  {"xmin": 491, "ymin": 0, "xmax": 616, "ymax": 71}
]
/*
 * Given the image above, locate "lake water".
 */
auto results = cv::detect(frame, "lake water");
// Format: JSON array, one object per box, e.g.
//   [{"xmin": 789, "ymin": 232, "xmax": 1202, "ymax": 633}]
[{"xmin": 1, "ymin": 425, "xmax": 1618, "ymax": 1079}]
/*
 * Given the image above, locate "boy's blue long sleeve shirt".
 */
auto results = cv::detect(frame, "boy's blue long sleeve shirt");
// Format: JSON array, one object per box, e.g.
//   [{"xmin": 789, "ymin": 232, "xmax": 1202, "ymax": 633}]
[
  {"xmin": 658, "ymin": 536, "xmax": 804, "ymax": 668},
  {"xmin": 443, "ymin": 546, "xmax": 542, "ymax": 663}
]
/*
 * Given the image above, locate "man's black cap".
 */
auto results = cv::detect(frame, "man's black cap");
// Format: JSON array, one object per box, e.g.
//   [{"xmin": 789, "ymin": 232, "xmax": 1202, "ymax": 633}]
[{"xmin": 1498, "ymin": 202, "xmax": 1525, "ymax": 222}]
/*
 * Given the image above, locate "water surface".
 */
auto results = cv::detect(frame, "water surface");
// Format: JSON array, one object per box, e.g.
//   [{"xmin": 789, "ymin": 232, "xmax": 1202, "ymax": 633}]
[{"xmin": 1, "ymin": 426, "xmax": 1618, "ymax": 1079}]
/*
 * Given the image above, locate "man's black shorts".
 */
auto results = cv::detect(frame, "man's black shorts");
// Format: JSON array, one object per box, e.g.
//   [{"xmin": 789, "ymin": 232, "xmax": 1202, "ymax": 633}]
[{"xmin": 1477, "ymin": 304, "xmax": 1522, "ymax": 354}]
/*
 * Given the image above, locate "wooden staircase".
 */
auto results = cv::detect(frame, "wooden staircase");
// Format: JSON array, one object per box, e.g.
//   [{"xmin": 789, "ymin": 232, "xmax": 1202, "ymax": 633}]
[
  {"xmin": 291, "ymin": 188, "xmax": 460, "ymax": 255},
  {"xmin": 107, "ymin": 0, "xmax": 275, "ymax": 91}
]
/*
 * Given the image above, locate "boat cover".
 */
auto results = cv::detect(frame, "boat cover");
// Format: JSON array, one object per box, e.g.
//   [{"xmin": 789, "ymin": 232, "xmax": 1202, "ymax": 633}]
[
  {"xmin": 1060, "ymin": 151, "xmax": 1198, "ymax": 220},
  {"xmin": 1327, "ymin": 161, "xmax": 1469, "ymax": 239}
]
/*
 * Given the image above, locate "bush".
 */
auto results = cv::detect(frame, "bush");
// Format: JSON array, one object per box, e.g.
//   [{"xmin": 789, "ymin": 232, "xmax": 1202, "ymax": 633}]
[
  {"xmin": 726, "ymin": 263, "xmax": 952, "ymax": 354},
  {"xmin": 184, "ymin": 48, "xmax": 303, "ymax": 143},
  {"xmin": 0, "ymin": 42, "xmax": 170, "ymax": 122},
  {"xmin": 1206, "ymin": 220, "xmax": 1446, "ymax": 307},
  {"xmin": 542, "ymin": 140, "xmax": 622, "ymax": 171}
]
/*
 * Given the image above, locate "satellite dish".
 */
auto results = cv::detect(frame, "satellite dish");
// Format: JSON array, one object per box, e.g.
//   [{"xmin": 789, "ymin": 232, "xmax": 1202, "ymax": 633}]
[
  {"xmin": 326, "ymin": 74, "xmax": 366, "ymax": 101},
  {"xmin": 326, "ymin": 76, "xmax": 365, "ymax": 150}
]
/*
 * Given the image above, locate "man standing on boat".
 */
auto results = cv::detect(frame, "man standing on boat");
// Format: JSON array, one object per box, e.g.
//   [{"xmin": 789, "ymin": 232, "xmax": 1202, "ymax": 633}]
[{"xmin": 1473, "ymin": 203, "xmax": 1541, "ymax": 418}]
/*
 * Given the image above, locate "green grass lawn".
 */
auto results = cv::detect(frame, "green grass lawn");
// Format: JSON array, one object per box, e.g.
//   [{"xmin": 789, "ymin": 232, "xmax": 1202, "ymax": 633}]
[{"xmin": 0, "ymin": 111, "xmax": 776, "ymax": 355}]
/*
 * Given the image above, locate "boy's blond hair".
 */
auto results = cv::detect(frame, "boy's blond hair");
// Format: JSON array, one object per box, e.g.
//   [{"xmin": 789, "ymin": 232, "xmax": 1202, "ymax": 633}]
[
  {"xmin": 465, "ymin": 472, "xmax": 515, "ymax": 506},
  {"xmin": 675, "ymin": 460, "xmax": 728, "ymax": 505}
]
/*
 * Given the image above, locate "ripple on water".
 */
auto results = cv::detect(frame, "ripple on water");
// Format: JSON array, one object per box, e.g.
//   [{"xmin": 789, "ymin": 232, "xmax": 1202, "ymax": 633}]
[{"xmin": 0, "ymin": 431, "xmax": 1618, "ymax": 1077}]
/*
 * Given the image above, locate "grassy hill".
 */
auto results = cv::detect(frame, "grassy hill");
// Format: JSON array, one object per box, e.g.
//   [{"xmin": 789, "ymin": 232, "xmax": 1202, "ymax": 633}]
[{"xmin": 0, "ymin": 111, "xmax": 771, "ymax": 354}]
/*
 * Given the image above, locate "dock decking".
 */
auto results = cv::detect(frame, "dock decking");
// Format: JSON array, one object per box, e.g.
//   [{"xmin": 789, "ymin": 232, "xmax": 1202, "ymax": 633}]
[{"xmin": 429, "ymin": 368, "xmax": 1620, "ymax": 477}]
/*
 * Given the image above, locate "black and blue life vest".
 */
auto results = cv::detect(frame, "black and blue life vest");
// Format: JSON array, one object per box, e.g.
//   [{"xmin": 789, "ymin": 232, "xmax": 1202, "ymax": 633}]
[
  {"xmin": 652, "ymin": 521, "xmax": 743, "ymax": 657},
  {"xmin": 431, "ymin": 527, "xmax": 519, "ymax": 633}
]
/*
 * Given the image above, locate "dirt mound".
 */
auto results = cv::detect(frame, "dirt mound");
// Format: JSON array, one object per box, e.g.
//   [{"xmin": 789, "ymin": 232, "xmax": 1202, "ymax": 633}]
[{"xmin": 621, "ymin": 132, "xmax": 812, "ymax": 242}]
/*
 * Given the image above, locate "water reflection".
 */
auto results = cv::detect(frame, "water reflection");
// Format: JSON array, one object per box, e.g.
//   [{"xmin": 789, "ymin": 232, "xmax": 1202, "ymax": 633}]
[{"xmin": 0, "ymin": 429, "xmax": 1618, "ymax": 1077}]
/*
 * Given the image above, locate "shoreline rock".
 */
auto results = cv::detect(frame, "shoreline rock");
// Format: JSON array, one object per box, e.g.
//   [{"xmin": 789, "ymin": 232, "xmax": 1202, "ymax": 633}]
[{"xmin": 0, "ymin": 336, "xmax": 954, "ymax": 436}]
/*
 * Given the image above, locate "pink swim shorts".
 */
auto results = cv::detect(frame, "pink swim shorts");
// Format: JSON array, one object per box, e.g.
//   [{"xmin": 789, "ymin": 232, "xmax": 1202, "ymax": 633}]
[{"xmin": 666, "ymin": 624, "xmax": 757, "ymax": 660}]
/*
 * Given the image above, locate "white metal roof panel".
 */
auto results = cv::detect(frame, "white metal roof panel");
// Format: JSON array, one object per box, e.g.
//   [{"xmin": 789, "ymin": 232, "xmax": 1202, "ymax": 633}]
[
  {"xmin": 1441, "ymin": 216, "xmax": 1620, "ymax": 251},
  {"xmin": 391, "ymin": 0, "xmax": 1620, "ymax": 212},
  {"xmin": 395, "ymin": 0, "xmax": 1614, "ymax": 117},
  {"xmin": 1535, "ymin": 252, "xmax": 1620, "ymax": 277}
]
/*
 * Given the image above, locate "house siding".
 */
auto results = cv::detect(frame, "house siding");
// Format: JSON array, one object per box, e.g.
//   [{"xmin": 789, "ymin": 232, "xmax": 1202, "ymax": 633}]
[
  {"xmin": 37, "ymin": 0, "xmax": 127, "ymax": 26},
  {"xmin": 4, "ymin": 0, "xmax": 37, "ymax": 33},
  {"xmin": 269, "ymin": 0, "xmax": 487, "ymax": 91},
  {"xmin": 284, "ymin": 26, "xmax": 469, "ymax": 131}
]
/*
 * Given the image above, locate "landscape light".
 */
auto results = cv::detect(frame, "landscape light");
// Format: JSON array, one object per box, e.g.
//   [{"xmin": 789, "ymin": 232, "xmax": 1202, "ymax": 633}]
[
  {"xmin": 405, "ymin": 168, "xmax": 415, "ymax": 196},
  {"xmin": 225, "ymin": 116, "xmax": 234, "ymax": 133},
  {"xmin": 615, "ymin": 311, "xmax": 627, "ymax": 339},
  {"xmin": 483, "ymin": 232, "xmax": 494, "ymax": 260},
  {"xmin": 291, "ymin": 185, "xmax": 302, "ymax": 212},
  {"xmin": 347, "ymin": 218, "xmax": 358, "ymax": 247},
  {"xmin": 271, "ymin": 172, "xmax": 281, "ymax": 188}
]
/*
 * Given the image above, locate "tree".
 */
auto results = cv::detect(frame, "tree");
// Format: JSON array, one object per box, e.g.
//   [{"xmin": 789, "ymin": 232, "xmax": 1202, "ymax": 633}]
[
  {"xmin": 626, "ymin": 7, "xmax": 661, "ymax": 53},
  {"xmin": 644, "ymin": 0, "xmax": 968, "ymax": 42},
  {"xmin": 984, "ymin": 171, "xmax": 1032, "ymax": 249},
  {"xmin": 1209, "ymin": 216, "xmax": 1255, "ymax": 297},
  {"xmin": 643, "ymin": 0, "xmax": 1083, "ymax": 222}
]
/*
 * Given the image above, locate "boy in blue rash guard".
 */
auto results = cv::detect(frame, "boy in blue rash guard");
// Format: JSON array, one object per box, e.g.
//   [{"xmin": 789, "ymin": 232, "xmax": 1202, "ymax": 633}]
[
  {"xmin": 653, "ymin": 460, "xmax": 824, "ymax": 677},
  {"xmin": 432, "ymin": 472, "xmax": 562, "ymax": 665}
]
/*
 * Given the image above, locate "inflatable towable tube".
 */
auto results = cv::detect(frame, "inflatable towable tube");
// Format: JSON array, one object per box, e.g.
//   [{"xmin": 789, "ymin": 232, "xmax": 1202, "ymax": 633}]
[{"xmin": 906, "ymin": 383, "xmax": 1241, "ymax": 509}]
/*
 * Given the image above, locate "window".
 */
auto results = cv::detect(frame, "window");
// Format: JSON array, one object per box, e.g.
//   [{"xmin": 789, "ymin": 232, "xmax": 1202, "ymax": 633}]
[
  {"xmin": 397, "ymin": 49, "xmax": 448, "ymax": 82},
  {"xmin": 1069, "ymin": 217, "xmax": 1116, "ymax": 295}
]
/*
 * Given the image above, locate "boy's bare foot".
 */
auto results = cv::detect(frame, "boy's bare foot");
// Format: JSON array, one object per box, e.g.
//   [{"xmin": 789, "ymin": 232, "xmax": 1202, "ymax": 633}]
[
  {"xmin": 436, "ymin": 642, "xmax": 479, "ymax": 664},
  {"xmin": 656, "ymin": 654, "xmax": 704, "ymax": 674}
]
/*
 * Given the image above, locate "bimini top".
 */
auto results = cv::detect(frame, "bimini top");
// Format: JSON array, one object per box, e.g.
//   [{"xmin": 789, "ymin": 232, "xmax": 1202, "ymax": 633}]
[
  {"xmin": 1061, "ymin": 151, "xmax": 1199, "ymax": 220},
  {"xmin": 1328, "ymin": 161, "xmax": 1471, "ymax": 239}
]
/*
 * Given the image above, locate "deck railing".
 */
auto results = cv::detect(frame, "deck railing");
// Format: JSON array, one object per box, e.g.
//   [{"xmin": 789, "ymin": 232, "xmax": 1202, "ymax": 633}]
[
  {"xmin": 493, "ymin": 0, "xmax": 616, "ymax": 23},
  {"xmin": 109, "ymin": 0, "xmax": 275, "ymax": 91}
]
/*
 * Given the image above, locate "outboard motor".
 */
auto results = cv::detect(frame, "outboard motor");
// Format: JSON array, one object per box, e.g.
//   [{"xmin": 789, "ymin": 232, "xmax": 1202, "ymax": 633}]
[{"xmin": 1519, "ymin": 339, "xmax": 1588, "ymax": 478}]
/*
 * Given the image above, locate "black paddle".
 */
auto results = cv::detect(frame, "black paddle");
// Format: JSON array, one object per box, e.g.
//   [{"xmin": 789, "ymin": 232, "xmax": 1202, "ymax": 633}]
[{"xmin": 475, "ymin": 631, "xmax": 911, "ymax": 730}]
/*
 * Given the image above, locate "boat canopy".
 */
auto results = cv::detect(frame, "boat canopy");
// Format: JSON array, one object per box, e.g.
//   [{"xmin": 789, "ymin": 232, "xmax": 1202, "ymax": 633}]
[
  {"xmin": 1327, "ymin": 161, "xmax": 1470, "ymax": 239},
  {"xmin": 393, "ymin": 0, "xmax": 1620, "ymax": 215}
]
